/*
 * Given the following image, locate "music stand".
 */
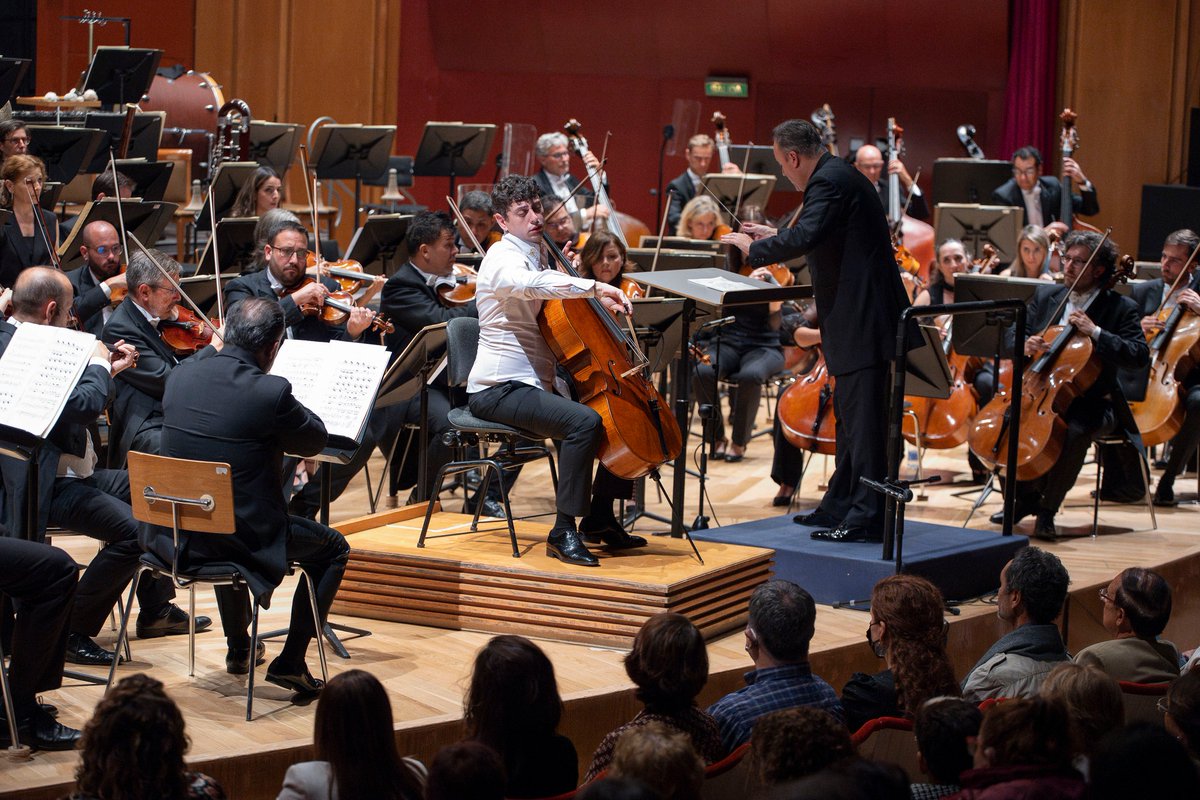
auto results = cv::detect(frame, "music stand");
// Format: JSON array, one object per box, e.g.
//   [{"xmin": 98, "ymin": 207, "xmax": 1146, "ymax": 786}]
[
  {"xmin": 179, "ymin": 272, "xmax": 233, "ymax": 316},
  {"xmin": 626, "ymin": 248, "xmax": 723, "ymax": 272},
  {"xmin": 312, "ymin": 124, "xmax": 396, "ymax": 230},
  {"xmin": 81, "ymin": 46, "xmax": 162, "ymax": 108},
  {"xmin": 194, "ymin": 161, "xmax": 259, "ymax": 231},
  {"xmin": 57, "ymin": 199, "xmax": 177, "ymax": 271},
  {"xmin": 82, "ymin": 111, "xmax": 163, "ymax": 170},
  {"xmin": 727, "ymin": 145, "xmax": 796, "ymax": 191},
  {"xmin": 0, "ymin": 57, "xmax": 31, "ymax": 106},
  {"xmin": 110, "ymin": 158, "xmax": 173, "ymax": 202},
  {"xmin": 345, "ymin": 213, "xmax": 412, "ymax": 278},
  {"xmin": 931, "ymin": 158, "xmax": 1014, "ymax": 205},
  {"xmin": 951, "ymin": 274, "xmax": 1043, "ymax": 358},
  {"xmin": 934, "ymin": 203, "xmax": 1024, "ymax": 264},
  {"xmin": 412, "ymin": 122, "xmax": 497, "ymax": 197},
  {"xmin": 26, "ymin": 125, "xmax": 106, "ymax": 184},
  {"xmin": 248, "ymin": 121, "xmax": 300, "ymax": 176},
  {"xmin": 40, "ymin": 182, "xmax": 64, "ymax": 211},
  {"xmin": 195, "ymin": 217, "xmax": 259, "ymax": 275},
  {"xmin": 699, "ymin": 174, "xmax": 776, "ymax": 217},
  {"xmin": 636, "ymin": 236, "xmax": 721, "ymax": 253}
]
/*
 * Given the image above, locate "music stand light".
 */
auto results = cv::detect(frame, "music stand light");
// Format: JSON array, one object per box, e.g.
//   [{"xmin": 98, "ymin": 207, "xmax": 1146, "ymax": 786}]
[
  {"xmin": 81, "ymin": 47, "xmax": 162, "ymax": 108},
  {"xmin": 25, "ymin": 125, "xmax": 106, "ymax": 184},
  {"xmin": 412, "ymin": 122, "xmax": 497, "ymax": 198},
  {"xmin": 345, "ymin": 213, "xmax": 412, "ymax": 278},
  {"xmin": 248, "ymin": 121, "xmax": 301, "ymax": 176},
  {"xmin": 312, "ymin": 124, "xmax": 397, "ymax": 231}
]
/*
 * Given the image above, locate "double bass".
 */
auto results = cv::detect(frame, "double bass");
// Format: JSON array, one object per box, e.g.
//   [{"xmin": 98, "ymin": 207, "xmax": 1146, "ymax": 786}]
[
  {"xmin": 562, "ymin": 119, "xmax": 650, "ymax": 248},
  {"xmin": 776, "ymin": 350, "xmax": 837, "ymax": 456},
  {"xmin": 886, "ymin": 118, "xmax": 935, "ymax": 286}
]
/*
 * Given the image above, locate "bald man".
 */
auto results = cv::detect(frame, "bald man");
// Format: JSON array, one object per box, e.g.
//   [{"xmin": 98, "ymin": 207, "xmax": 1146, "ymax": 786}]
[
  {"xmin": 853, "ymin": 144, "xmax": 929, "ymax": 222},
  {"xmin": 67, "ymin": 220, "xmax": 127, "ymax": 335}
]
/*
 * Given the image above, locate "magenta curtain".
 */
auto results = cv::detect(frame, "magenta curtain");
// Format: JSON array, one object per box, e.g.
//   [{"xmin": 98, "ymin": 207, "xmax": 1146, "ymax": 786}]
[{"xmin": 999, "ymin": 0, "xmax": 1060, "ymax": 163}]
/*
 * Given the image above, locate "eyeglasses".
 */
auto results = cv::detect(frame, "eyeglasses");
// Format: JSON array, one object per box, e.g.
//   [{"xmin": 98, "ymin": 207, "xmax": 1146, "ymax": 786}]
[
  {"xmin": 1062, "ymin": 256, "xmax": 1089, "ymax": 269},
  {"xmin": 546, "ymin": 150, "xmax": 571, "ymax": 160},
  {"xmin": 5, "ymin": 136, "xmax": 29, "ymax": 146},
  {"xmin": 272, "ymin": 247, "xmax": 310, "ymax": 261},
  {"xmin": 93, "ymin": 244, "xmax": 124, "ymax": 256},
  {"xmin": 1013, "ymin": 167, "xmax": 1039, "ymax": 177},
  {"xmin": 1157, "ymin": 697, "xmax": 1170, "ymax": 714},
  {"xmin": 1098, "ymin": 586, "xmax": 1113, "ymax": 603}
]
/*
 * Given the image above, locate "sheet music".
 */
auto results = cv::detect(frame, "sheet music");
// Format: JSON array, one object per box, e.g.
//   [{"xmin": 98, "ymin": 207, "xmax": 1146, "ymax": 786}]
[
  {"xmin": 0, "ymin": 324, "xmax": 96, "ymax": 438},
  {"xmin": 691, "ymin": 275, "xmax": 749, "ymax": 293},
  {"xmin": 269, "ymin": 339, "xmax": 391, "ymax": 441}
]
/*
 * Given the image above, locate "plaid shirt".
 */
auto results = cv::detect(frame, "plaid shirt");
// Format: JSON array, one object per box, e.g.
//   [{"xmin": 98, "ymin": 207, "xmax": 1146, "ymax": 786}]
[
  {"xmin": 706, "ymin": 662, "xmax": 844, "ymax": 752},
  {"xmin": 910, "ymin": 783, "xmax": 958, "ymax": 799}
]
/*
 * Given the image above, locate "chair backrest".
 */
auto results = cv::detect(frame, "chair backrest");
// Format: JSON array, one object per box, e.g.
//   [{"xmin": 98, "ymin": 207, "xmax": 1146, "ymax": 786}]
[
  {"xmin": 446, "ymin": 316, "xmax": 481, "ymax": 388},
  {"xmin": 1119, "ymin": 680, "xmax": 1171, "ymax": 726},
  {"xmin": 851, "ymin": 716, "xmax": 919, "ymax": 781},
  {"xmin": 702, "ymin": 742, "xmax": 753, "ymax": 799},
  {"xmin": 127, "ymin": 451, "xmax": 236, "ymax": 534}
]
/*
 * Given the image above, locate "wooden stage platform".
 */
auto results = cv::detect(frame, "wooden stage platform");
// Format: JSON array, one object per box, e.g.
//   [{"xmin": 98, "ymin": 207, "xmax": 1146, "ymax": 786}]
[{"xmin": 4, "ymin": 443, "xmax": 1200, "ymax": 799}]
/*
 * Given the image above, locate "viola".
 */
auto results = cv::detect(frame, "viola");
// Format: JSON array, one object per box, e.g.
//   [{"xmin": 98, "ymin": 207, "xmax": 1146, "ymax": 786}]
[
  {"xmin": 618, "ymin": 275, "xmax": 645, "ymax": 300},
  {"xmin": 438, "ymin": 263, "xmax": 478, "ymax": 306},
  {"xmin": 159, "ymin": 306, "xmax": 217, "ymax": 355},
  {"xmin": 777, "ymin": 350, "xmax": 837, "ymax": 455},
  {"xmin": 740, "ymin": 261, "xmax": 794, "ymax": 287}
]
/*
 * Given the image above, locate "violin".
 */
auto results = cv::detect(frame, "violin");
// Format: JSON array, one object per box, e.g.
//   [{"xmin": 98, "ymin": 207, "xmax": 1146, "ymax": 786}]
[
  {"xmin": 159, "ymin": 306, "xmax": 217, "ymax": 355},
  {"xmin": 305, "ymin": 253, "xmax": 384, "ymax": 298},
  {"xmin": 438, "ymin": 263, "xmax": 478, "ymax": 306},
  {"xmin": 740, "ymin": 261, "xmax": 794, "ymax": 287},
  {"xmin": 971, "ymin": 244, "xmax": 1001, "ymax": 275},
  {"xmin": 287, "ymin": 276, "xmax": 395, "ymax": 334},
  {"xmin": 618, "ymin": 274, "xmax": 645, "ymax": 300}
]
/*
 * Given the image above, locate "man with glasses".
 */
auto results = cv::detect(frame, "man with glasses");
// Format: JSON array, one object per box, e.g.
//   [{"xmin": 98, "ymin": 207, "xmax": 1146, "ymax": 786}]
[
  {"xmin": 541, "ymin": 193, "xmax": 579, "ymax": 251},
  {"xmin": 991, "ymin": 145, "xmax": 1100, "ymax": 227},
  {"xmin": 532, "ymin": 131, "xmax": 608, "ymax": 228},
  {"xmin": 68, "ymin": 220, "xmax": 127, "ymax": 335},
  {"xmin": 0, "ymin": 119, "xmax": 29, "ymax": 166}
]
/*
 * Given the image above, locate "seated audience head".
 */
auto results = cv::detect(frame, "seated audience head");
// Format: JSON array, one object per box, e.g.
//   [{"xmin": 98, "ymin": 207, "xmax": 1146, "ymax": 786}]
[
  {"xmin": 575, "ymin": 776, "xmax": 662, "ymax": 800},
  {"xmin": 90, "ymin": 169, "xmax": 135, "ymax": 201},
  {"xmin": 1039, "ymin": 662, "xmax": 1124, "ymax": 755},
  {"xmin": 0, "ymin": 153, "xmax": 46, "ymax": 207},
  {"xmin": 312, "ymin": 669, "xmax": 422, "ymax": 800},
  {"xmin": 624, "ymin": 612, "xmax": 708, "ymax": 713},
  {"xmin": 999, "ymin": 546, "xmax": 1070, "ymax": 626},
  {"xmin": 230, "ymin": 164, "xmax": 282, "ymax": 217},
  {"xmin": 1164, "ymin": 667, "xmax": 1200, "ymax": 759},
  {"xmin": 868, "ymin": 574, "xmax": 959, "ymax": 713},
  {"xmin": 762, "ymin": 759, "xmax": 909, "ymax": 800},
  {"xmin": 1010, "ymin": 146, "xmax": 1043, "ymax": 192},
  {"xmin": 74, "ymin": 673, "xmax": 204, "ymax": 800},
  {"xmin": 536, "ymin": 132, "xmax": 572, "ymax": 177},
  {"xmin": 973, "ymin": 696, "xmax": 1075, "ymax": 771},
  {"xmin": 542, "ymin": 192, "xmax": 578, "ymax": 248},
  {"xmin": 1012, "ymin": 224, "xmax": 1050, "ymax": 278},
  {"xmin": 749, "ymin": 707, "xmax": 853, "ymax": 786},
  {"xmin": 457, "ymin": 190, "xmax": 494, "ymax": 249},
  {"xmin": 746, "ymin": 579, "xmax": 816, "ymax": 666},
  {"xmin": 1089, "ymin": 723, "xmax": 1200, "ymax": 798},
  {"xmin": 913, "ymin": 697, "xmax": 982, "ymax": 786},
  {"xmin": 406, "ymin": 210, "xmax": 458, "ymax": 276},
  {"xmin": 1103, "ymin": 566, "xmax": 1172, "ymax": 639},
  {"xmin": 609, "ymin": 721, "xmax": 704, "ymax": 800},
  {"xmin": 465, "ymin": 635, "xmax": 563, "ymax": 754},
  {"xmin": 11, "ymin": 266, "xmax": 72, "ymax": 326},
  {"xmin": 676, "ymin": 195, "xmax": 721, "ymax": 240},
  {"xmin": 579, "ymin": 229, "xmax": 627, "ymax": 286},
  {"xmin": 425, "ymin": 740, "xmax": 506, "ymax": 800}
]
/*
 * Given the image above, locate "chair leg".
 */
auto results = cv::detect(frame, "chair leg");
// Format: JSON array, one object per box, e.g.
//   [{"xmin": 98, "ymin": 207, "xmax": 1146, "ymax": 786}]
[
  {"xmin": 0, "ymin": 610, "xmax": 23, "ymax": 752},
  {"xmin": 297, "ymin": 567, "xmax": 329, "ymax": 683},
  {"xmin": 106, "ymin": 566, "xmax": 147, "ymax": 690},
  {"xmin": 1092, "ymin": 444, "xmax": 1102, "ymax": 539},
  {"xmin": 188, "ymin": 585, "xmax": 196, "ymax": 678},
  {"xmin": 486, "ymin": 459, "xmax": 520, "ymax": 558},
  {"xmin": 246, "ymin": 601, "xmax": 260, "ymax": 722},
  {"xmin": 1139, "ymin": 449, "xmax": 1157, "ymax": 531},
  {"xmin": 418, "ymin": 464, "xmax": 453, "ymax": 548}
]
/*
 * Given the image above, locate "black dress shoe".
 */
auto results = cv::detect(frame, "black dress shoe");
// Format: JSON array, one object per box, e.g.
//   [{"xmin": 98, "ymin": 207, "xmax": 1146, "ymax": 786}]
[
  {"xmin": 470, "ymin": 497, "xmax": 507, "ymax": 519},
  {"xmin": 772, "ymin": 492, "xmax": 795, "ymax": 507},
  {"xmin": 265, "ymin": 659, "xmax": 324, "ymax": 695},
  {"xmin": 810, "ymin": 523, "xmax": 882, "ymax": 543},
  {"xmin": 136, "ymin": 603, "xmax": 213, "ymax": 639},
  {"xmin": 225, "ymin": 641, "xmax": 268, "ymax": 675},
  {"xmin": 989, "ymin": 503, "xmax": 1036, "ymax": 526},
  {"xmin": 724, "ymin": 452, "xmax": 745, "ymax": 463},
  {"xmin": 580, "ymin": 520, "xmax": 648, "ymax": 550},
  {"xmin": 793, "ymin": 510, "xmax": 839, "ymax": 528},
  {"xmin": 1093, "ymin": 488, "xmax": 1147, "ymax": 504},
  {"xmin": 546, "ymin": 528, "xmax": 600, "ymax": 567},
  {"xmin": 1032, "ymin": 514, "xmax": 1059, "ymax": 542},
  {"xmin": 64, "ymin": 633, "xmax": 118, "ymax": 666},
  {"xmin": 1154, "ymin": 483, "xmax": 1178, "ymax": 507},
  {"xmin": 0, "ymin": 708, "xmax": 80, "ymax": 752}
]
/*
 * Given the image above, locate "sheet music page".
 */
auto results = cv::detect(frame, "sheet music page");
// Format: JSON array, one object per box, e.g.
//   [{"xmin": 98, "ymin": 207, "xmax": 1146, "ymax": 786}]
[
  {"xmin": 0, "ymin": 324, "xmax": 97, "ymax": 438},
  {"xmin": 691, "ymin": 275, "xmax": 747, "ymax": 293},
  {"xmin": 269, "ymin": 339, "xmax": 391, "ymax": 441}
]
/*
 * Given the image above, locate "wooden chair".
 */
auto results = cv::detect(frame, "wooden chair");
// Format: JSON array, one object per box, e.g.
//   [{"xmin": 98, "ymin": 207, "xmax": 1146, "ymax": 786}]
[
  {"xmin": 702, "ymin": 741, "xmax": 753, "ymax": 799},
  {"xmin": 851, "ymin": 716, "xmax": 919, "ymax": 780},
  {"xmin": 1118, "ymin": 680, "xmax": 1172, "ymax": 726},
  {"xmin": 106, "ymin": 452, "xmax": 328, "ymax": 720}
]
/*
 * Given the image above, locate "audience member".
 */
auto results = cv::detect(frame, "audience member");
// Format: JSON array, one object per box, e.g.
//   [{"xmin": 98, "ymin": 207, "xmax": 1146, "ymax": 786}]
[
  {"xmin": 911, "ymin": 697, "xmax": 982, "ymax": 800},
  {"xmin": 1039, "ymin": 662, "xmax": 1123, "ymax": 766},
  {"xmin": 948, "ymin": 697, "xmax": 1084, "ymax": 799},
  {"xmin": 608, "ymin": 721, "xmax": 704, "ymax": 800},
  {"xmin": 464, "ymin": 635, "xmax": 577, "ymax": 798},
  {"xmin": 707, "ymin": 580, "xmax": 842, "ymax": 751},
  {"xmin": 1164, "ymin": 667, "xmax": 1200, "ymax": 760},
  {"xmin": 748, "ymin": 707, "xmax": 853, "ymax": 787},
  {"xmin": 68, "ymin": 673, "xmax": 226, "ymax": 800},
  {"xmin": 1073, "ymin": 567, "xmax": 1180, "ymax": 683},
  {"xmin": 576, "ymin": 777, "xmax": 661, "ymax": 800},
  {"xmin": 1088, "ymin": 723, "xmax": 1200, "ymax": 798},
  {"xmin": 843, "ymin": 574, "xmax": 960, "ymax": 732},
  {"xmin": 276, "ymin": 669, "xmax": 424, "ymax": 800},
  {"xmin": 584, "ymin": 613, "xmax": 724, "ymax": 781},
  {"xmin": 425, "ymin": 741, "xmax": 505, "ymax": 800},
  {"xmin": 962, "ymin": 548, "xmax": 1071, "ymax": 702},
  {"xmin": 763, "ymin": 759, "xmax": 910, "ymax": 800}
]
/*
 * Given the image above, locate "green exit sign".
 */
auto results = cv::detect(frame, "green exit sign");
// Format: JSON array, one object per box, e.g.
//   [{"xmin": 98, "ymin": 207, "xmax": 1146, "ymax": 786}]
[{"xmin": 705, "ymin": 77, "xmax": 749, "ymax": 98}]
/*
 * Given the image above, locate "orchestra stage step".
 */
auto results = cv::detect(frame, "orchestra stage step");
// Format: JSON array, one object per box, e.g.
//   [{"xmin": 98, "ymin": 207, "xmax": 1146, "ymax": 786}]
[{"xmin": 331, "ymin": 505, "xmax": 774, "ymax": 648}]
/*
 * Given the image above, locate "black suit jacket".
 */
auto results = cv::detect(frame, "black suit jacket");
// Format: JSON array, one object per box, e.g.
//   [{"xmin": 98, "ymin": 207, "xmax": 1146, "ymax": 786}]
[
  {"xmin": 222, "ymin": 269, "xmax": 350, "ymax": 343},
  {"xmin": 0, "ymin": 209, "xmax": 59, "ymax": 289},
  {"xmin": 101, "ymin": 298, "xmax": 216, "ymax": 466},
  {"xmin": 144, "ymin": 345, "xmax": 328, "ymax": 605},
  {"xmin": 379, "ymin": 261, "xmax": 477, "ymax": 358},
  {"xmin": 532, "ymin": 169, "xmax": 600, "ymax": 209},
  {"xmin": 747, "ymin": 152, "xmax": 911, "ymax": 376},
  {"xmin": 991, "ymin": 175, "xmax": 1100, "ymax": 223},
  {"xmin": 67, "ymin": 264, "xmax": 111, "ymax": 336},
  {"xmin": 1129, "ymin": 278, "xmax": 1165, "ymax": 317},
  {"xmin": 666, "ymin": 171, "xmax": 697, "ymax": 232},
  {"xmin": 0, "ymin": 320, "xmax": 114, "ymax": 537}
]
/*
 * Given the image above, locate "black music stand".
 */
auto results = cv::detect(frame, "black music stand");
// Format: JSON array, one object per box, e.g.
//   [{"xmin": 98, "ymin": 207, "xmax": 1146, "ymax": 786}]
[
  {"xmin": 699, "ymin": 173, "xmax": 777, "ymax": 215},
  {"xmin": 81, "ymin": 47, "xmax": 162, "ymax": 108},
  {"xmin": 58, "ymin": 199, "xmax": 177, "ymax": 271},
  {"xmin": 934, "ymin": 204, "xmax": 1024, "ymax": 264},
  {"xmin": 412, "ymin": 122, "xmax": 497, "ymax": 198},
  {"xmin": 345, "ymin": 213, "xmax": 412, "ymax": 278},
  {"xmin": 111, "ymin": 158, "xmax": 174, "ymax": 202},
  {"xmin": 40, "ymin": 182, "xmax": 64, "ymax": 211},
  {"xmin": 636, "ymin": 237, "xmax": 721, "ymax": 253},
  {"xmin": 248, "ymin": 121, "xmax": 300, "ymax": 176},
  {"xmin": 931, "ymin": 158, "xmax": 1014, "ymax": 205},
  {"xmin": 82, "ymin": 112, "xmax": 163, "ymax": 171},
  {"xmin": 0, "ymin": 57, "xmax": 31, "ymax": 105},
  {"xmin": 25, "ymin": 125, "xmax": 106, "ymax": 184},
  {"xmin": 951, "ymin": 274, "xmax": 1043, "ymax": 358},
  {"xmin": 312, "ymin": 124, "xmax": 397, "ymax": 230},
  {"xmin": 194, "ymin": 161, "xmax": 259, "ymax": 231},
  {"xmin": 625, "ymin": 248, "xmax": 723, "ymax": 272},
  {"xmin": 179, "ymin": 272, "xmax": 233, "ymax": 316},
  {"xmin": 195, "ymin": 217, "xmax": 259, "ymax": 275}
]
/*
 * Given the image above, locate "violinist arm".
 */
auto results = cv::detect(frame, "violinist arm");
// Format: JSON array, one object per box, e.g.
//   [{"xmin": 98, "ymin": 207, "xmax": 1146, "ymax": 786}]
[
  {"xmin": 345, "ymin": 306, "xmax": 376, "ymax": 340},
  {"xmin": 379, "ymin": 268, "xmax": 475, "ymax": 334},
  {"xmin": 1061, "ymin": 158, "xmax": 1100, "ymax": 216}
]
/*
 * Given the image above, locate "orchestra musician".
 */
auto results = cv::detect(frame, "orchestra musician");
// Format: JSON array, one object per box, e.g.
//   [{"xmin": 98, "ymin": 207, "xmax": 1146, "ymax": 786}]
[
  {"xmin": 1003, "ymin": 224, "xmax": 1053, "ymax": 279},
  {"xmin": 851, "ymin": 143, "xmax": 930, "ymax": 222},
  {"xmin": 542, "ymin": 193, "xmax": 580, "ymax": 251},
  {"xmin": 101, "ymin": 248, "xmax": 219, "ymax": 467},
  {"xmin": 0, "ymin": 154, "xmax": 59, "ymax": 289},
  {"xmin": 456, "ymin": 190, "xmax": 499, "ymax": 253},
  {"xmin": 68, "ymin": 220, "xmax": 126, "ymax": 335},
  {"xmin": 229, "ymin": 165, "xmax": 283, "ymax": 218},
  {"xmin": 466, "ymin": 176, "xmax": 643, "ymax": 567},
  {"xmin": 1129, "ymin": 229, "xmax": 1200, "ymax": 506},
  {"xmin": 770, "ymin": 302, "xmax": 823, "ymax": 507},
  {"xmin": 1, "ymin": 267, "xmax": 210, "ymax": 668},
  {"xmin": 59, "ymin": 169, "xmax": 136, "ymax": 240},
  {"xmin": 724, "ymin": 119, "xmax": 910, "ymax": 544},
  {"xmin": 665, "ymin": 134, "xmax": 739, "ymax": 232},
  {"xmin": 577, "ymin": 230, "xmax": 627, "ymax": 287},
  {"xmin": 676, "ymin": 195, "xmax": 724, "ymax": 240},
  {"xmin": 0, "ymin": 119, "xmax": 29, "ymax": 167},
  {"xmin": 991, "ymin": 231, "xmax": 1148, "ymax": 540},
  {"xmin": 532, "ymin": 132, "xmax": 609, "ymax": 227},
  {"xmin": 991, "ymin": 146, "xmax": 1099, "ymax": 226}
]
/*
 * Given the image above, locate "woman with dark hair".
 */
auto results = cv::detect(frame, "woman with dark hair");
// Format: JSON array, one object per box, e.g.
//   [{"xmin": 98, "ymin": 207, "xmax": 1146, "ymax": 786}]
[
  {"xmin": 464, "ymin": 635, "xmax": 578, "ymax": 798},
  {"xmin": 1074, "ymin": 567, "xmax": 1179, "ymax": 683},
  {"xmin": 584, "ymin": 613, "xmax": 724, "ymax": 781},
  {"xmin": 578, "ymin": 230, "xmax": 629, "ymax": 288},
  {"xmin": 841, "ymin": 574, "xmax": 960, "ymax": 732},
  {"xmin": 276, "ymin": 669, "xmax": 424, "ymax": 800},
  {"xmin": 68, "ymin": 673, "xmax": 226, "ymax": 800},
  {"xmin": 1163, "ymin": 667, "xmax": 1200, "ymax": 760},
  {"xmin": 230, "ymin": 165, "xmax": 283, "ymax": 218}
]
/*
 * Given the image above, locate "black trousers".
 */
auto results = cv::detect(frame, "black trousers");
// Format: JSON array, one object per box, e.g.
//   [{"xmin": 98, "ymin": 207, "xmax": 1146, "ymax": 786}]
[
  {"xmin": 289, "ymin": 407, "xmax": 386, "ymax": 519},
  {"xmin": 818, "ymin": 363, "xmax": 890, "ymax": 529},
  {"xmin": 0, "ymin": 537, "xmax": 76, "ymax": 718},
  {"xmin": 693, "ymin": 341, "xmax": 785, "ymax": 447},
  {"xmin": 1163, "ymin": 376, "xmax": 1200, "ymax": 482},
  {"xmin": 770, "ymin": 414, "xmax": 805, "ymax": 488}
]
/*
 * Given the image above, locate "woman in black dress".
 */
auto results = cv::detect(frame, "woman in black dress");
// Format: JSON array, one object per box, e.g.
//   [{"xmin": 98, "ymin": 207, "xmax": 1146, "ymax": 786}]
[{"xmin": 0, "ymin": 154, "xmax": 59, "ymax": 289}]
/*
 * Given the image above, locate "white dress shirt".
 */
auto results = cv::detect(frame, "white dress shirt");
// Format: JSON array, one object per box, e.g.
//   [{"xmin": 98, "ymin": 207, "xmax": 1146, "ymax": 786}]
[
  {"xmin": 467, "ymin": 232, "xmax": 596, "ymax": 393},
  {"xmin": 546, "ymin": 171, "xmax": 579, "ymax": 215},
  {"xmin": 1021, "ymin": 183, "xmax": 1044, "ymax": 228},
  {"xmin": 1058, "ymin": 286, "xmax": 1103, "ymax": 341}
]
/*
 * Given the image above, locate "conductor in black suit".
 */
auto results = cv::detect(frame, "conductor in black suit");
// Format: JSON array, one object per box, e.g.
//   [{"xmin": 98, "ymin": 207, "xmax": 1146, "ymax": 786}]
[
  {"xmin": 991, "ymin": 146, "xmax": 1099, "ymax": 227},
  {"xmin": 147, "ymin": 297, "xmax": 349, "ymax": 692},
  {"xmin": 67, "ymin": 220, "xmax": 127, "ymax": 335},
  {"xmin": 723, "ymin": 119, "xmax": 911, "ymax": 543}
]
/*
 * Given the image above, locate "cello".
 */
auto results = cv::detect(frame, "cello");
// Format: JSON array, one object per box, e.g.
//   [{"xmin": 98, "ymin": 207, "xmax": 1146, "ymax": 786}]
[
  {"xmin": 537, "ymin": 233, "xmax": 682, "ymax": 479},
  {"xmin": 776, "ymin": 349, "xmax": 837, "ymax": 456}
]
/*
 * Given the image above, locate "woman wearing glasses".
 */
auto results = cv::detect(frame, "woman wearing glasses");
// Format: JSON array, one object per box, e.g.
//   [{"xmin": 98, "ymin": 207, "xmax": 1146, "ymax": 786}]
[{"xmin": 0, "ymin": 154, "xmax": 59, "ymax": 289}]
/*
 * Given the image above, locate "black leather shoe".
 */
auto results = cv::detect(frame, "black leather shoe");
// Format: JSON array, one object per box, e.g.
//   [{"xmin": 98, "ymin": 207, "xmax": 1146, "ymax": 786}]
[
  {"xmin": 810, "ymin": 523, "xmax": 882, "ymax": 543},
  {"xmin": 1093, "ymin": 488, "xmax": 1147, "ymax": 504},
  {"xmin": 989, "ymin": 503, "xmax": 1036, "ymax": 527},
  {"xmin": 546, "ymin": 528, "xmax": 600, "ymax": 567},
  {"xmin": 136, "ymin": 603, "xmax": 213, "ymax": 639},
  {"xmin": 1032, "ymin": 514, "xmax": 1059, "ymax": 542},
  {"xmin": 64, "ymin": 633, "xmax": 118, "ymax": 666},
  {"xmin": 0, "ymin": 708, "xmax": 81, "ymax": 752},
  {"xmin": 470, "ymin": 497, "xmax": 507, "ymax": 519},
  {"xmin": 1154, "ymin": 483, "xmax": 1178, "ymax": 507},
  {"xmin": 225, "ymin": 641, "xmax": 268, "ymax": 675},
  {"xmin": 793, "ymin": 510, "xmax": 839, "ymax": 528},
  {"xmin": 580, "ymin": 521, "xmax": 648, "ymax": 550},
  {"xmin": 265, "ymin": 659, "xmax": 324, "ymax": 695}
]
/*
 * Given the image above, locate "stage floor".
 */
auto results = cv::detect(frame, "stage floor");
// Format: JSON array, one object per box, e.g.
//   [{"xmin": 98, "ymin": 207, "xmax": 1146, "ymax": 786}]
[{"xmin": 5, "ymin": 442, "xmax": 1200, "ymax": 799}]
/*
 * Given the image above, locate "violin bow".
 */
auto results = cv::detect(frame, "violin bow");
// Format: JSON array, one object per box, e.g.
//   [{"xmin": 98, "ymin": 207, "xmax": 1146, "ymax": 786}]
[
  {"xmin": 446, "ymin": 194, "xmax": 484, "ymax": 255},
  {"xmin": 1044, "ymin": 227, "xmax": 1112, "ymax": 330},
  {"xmin": 544, "ymin": 158, "xmax": 608, "ymax": 233},
  {"xmin": 23, "ymin": 178, "xmax": 61, "ymax": 268},
  {"xmin": 588, "ymin": 131, "xmax": 615, "ymax": 237},
  {"xmin": 731, "ymin": 143, "xmax": 753, "ymax": 222},
  {"xmin": 1156, "ymin": 238, "xmax": 1200, "ymax": 315},
  {"xmin": 125, "ymin": 230, "xmax": 223, "ymax": 342},
  {"xmin": 298, "ymin": 144, "xmax": 325, "ymax": 273},
  {"xmin": 648, "ymin": 188, "xmax": 673, "ymax": 275},
  {"xmin": 106, "ymin": 149, "xmax": 133, "ymax": 280},
  {"xmin": 699, "ymin": 181, "xmax": 744, "ymax": 228}
]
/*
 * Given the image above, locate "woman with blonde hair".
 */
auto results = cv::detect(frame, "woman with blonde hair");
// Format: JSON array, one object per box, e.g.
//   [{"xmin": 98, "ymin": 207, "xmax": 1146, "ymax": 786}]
[
  {"xmin": 676, "ymin": 195, "xmax": 723, "ymax": 240},
  {"xmin": 1002, "ymin": 224, "xmax": 1052, "ymax": 279},
  {"xmin": 0, "ymin": 153, "xmax": 58, "ymax": 288}
]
